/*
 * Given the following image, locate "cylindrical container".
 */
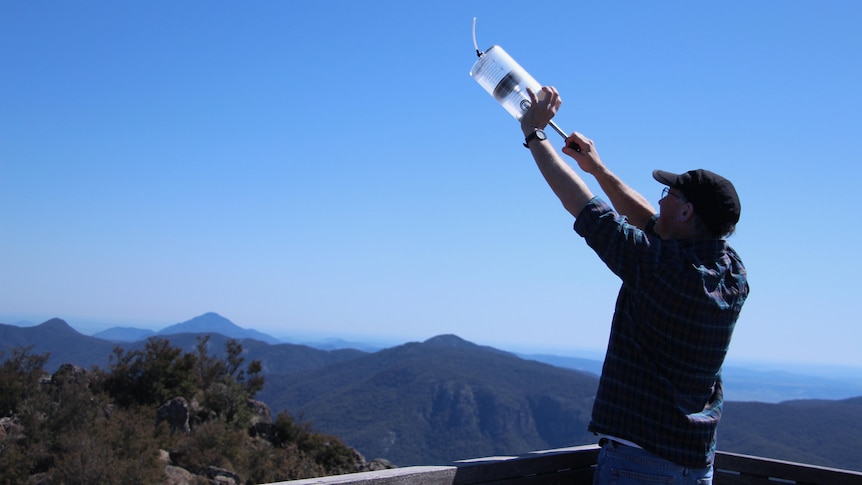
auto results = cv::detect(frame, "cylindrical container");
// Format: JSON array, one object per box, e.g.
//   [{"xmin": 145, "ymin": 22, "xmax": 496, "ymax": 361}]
[{"xmin": 470, "ymin": 45, "xmax": 541, "ymax": 121}]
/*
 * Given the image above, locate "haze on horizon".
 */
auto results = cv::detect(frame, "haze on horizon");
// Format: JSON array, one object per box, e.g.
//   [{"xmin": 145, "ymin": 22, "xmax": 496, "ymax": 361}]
[{"xmin": 4, "ymin": 311, "xmax": 860, "ymax": 376}]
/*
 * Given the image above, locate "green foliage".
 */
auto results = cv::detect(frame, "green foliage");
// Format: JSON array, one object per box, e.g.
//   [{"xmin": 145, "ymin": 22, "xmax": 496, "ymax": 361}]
[
  {"xmin": 193, "ymin": 335, "xmax": 264, "ymax": 425},
  {"xmin": 51, "ymin": 407, "xmax": 166, "ymax": 485},
  {"xmin": 0, "ymin": 341, "xmax": 360, "ymax": 484},
  {"xmin": 98, "ymin": 338, "xmax": 198, "ymax": 407},
  {"xmin": 273, "ymin": 412, "xmax": 360, "ymax": 476},
  {"xmin": 0, "ymin": 346, "xmax": 50, "ymax": 416},
  {"xmin": 171, "ymin": 419, "xmax": 248, "ymax": 473},
  {"xmin": 241, "ymin": 438, "xmax": 312, "ymax": 485},
  {"xmin": 0, "ymin": 355, "xmax": 166, "ymax": 484},
  {"xmin": 0, "ymin": 439, "xmax": 34, "ymax": 485}
]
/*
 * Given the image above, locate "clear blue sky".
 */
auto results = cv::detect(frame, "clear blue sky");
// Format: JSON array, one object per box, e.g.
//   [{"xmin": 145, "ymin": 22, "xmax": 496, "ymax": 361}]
[{"xmin": 2, "ymin": 1, "xmax": 861, "ymax": 367}]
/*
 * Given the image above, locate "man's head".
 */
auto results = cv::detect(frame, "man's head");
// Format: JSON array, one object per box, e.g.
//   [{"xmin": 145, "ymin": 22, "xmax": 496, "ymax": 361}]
[{"xmin": 653, "ymin": 169, "xmax": 741, "ymax": 239}]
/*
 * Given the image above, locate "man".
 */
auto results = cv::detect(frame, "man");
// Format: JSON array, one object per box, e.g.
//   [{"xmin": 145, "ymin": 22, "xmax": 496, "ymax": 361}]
[{"xmin": 519, "ymin": 86, "xmax": 749, "ymax": 484}]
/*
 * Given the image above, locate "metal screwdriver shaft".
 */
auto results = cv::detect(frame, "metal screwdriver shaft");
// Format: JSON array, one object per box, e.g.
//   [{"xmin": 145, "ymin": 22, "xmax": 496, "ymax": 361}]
[
  {"xmin": 548, "ymin": 120, "xmax": 581, "ymax": 152},
  {"xmin": 548, "ymin": 121, "xmax": 566, "ymax": 139}
]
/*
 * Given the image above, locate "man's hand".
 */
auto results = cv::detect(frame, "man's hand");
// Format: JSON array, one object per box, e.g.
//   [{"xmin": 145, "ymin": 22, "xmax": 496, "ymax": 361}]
[
  {"xmin": 563, "ymin": 131, "xmax": 604, "ymax": 175},
  {"xmin": 563, "ymin": 131, "xmax": 657, "ymax": 228},
  {"xmin": 521, "ymin": 86, "xmax": 561, "ymax": 136}
]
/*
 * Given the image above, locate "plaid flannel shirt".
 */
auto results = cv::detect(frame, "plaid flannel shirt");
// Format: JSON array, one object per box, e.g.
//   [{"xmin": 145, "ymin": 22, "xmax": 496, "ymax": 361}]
[{"xmin": 573, "ymin": 197, "xmax": 749, "ymax": 468}]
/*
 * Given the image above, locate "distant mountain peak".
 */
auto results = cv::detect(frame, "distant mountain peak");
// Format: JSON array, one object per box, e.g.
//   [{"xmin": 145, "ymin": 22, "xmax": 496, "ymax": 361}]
[
  {"xmin": 422, "ymin": 334, "xmax": 473, "ymax": 348},
  {"xmin": 156, "ymin": 312, "xmax": 279, "ymax": 344},
  {"xmin": 92, "ymin": 326, "xmax": 156, "ymax": 343},
  {"xmin": 38, "ymin": 318, "xmax": 81, "ymax": 336},
  {"xmin": 419, "ymin": 334, "xmax": 516, "ymax": 359},
  {"xmin": 158, "ymin": 313, "xmax": 240, "ymax": 334}
]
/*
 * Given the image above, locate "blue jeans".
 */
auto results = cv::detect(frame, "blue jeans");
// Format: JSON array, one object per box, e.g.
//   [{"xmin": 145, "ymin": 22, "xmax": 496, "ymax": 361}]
[{"xmin": 593, "ymin": 440, "xmax": 713, "ymax": 484}]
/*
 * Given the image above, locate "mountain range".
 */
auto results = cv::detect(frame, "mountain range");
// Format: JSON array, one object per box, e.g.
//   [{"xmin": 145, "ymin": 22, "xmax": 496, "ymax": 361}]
[
  {"xmin": 258, "ymin": 334, "xmax": 599, "ymax": 465},
  {"xmin": 91, "ymin": 312, "xmax": 281, "ymax": 344},
  {"xmin": 88, "ymin": 312, "xmax": 385, "ymax": 353},
  {"xmin": 1, "ymin": 314, "xmax": 860, "ymax": 472},
  {"xmin": 56, "ymin": 312, "xmax": 862, "ymax": 403},
  {"xmin": 0, "ymin": 316, "xmax": 366, "ymax": 376}
]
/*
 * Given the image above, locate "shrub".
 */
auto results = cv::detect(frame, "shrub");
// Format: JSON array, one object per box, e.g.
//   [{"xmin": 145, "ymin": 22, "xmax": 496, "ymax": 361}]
[{"xmin": 1, "ymin": 341, "xmax": 358, "ymax": 484}]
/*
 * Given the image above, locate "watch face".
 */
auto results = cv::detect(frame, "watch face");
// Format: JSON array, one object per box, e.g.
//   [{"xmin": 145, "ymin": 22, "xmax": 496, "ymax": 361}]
[{"xmin": 524, "ymin": 129, "xmax": 548, "ymax": 148}]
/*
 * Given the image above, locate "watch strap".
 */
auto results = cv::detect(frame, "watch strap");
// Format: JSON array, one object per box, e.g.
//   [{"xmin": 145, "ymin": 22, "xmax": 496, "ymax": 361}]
[{"xmin": 523, "ymin": 129, "xmax": 546, "ymax": 148}]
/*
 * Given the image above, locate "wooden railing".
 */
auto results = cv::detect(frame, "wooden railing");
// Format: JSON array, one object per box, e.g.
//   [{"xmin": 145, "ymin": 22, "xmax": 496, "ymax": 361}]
[{"xmin": 272, "ymin": 445, "xmax": 862, "ymax": 485}]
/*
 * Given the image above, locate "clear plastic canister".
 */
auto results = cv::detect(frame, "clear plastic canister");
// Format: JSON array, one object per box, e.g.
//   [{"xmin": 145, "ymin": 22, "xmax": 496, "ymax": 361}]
[{"xmin": 469, "ymin": 45, "xmax": 541, "ymax": 121}]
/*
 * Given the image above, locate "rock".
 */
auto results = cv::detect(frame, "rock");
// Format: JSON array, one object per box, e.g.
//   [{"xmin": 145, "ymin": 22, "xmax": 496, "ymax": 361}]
[
  {"xmin": 246, "ymin": 398, "xmax": 271, "ymax": 424},
  {"xmin": 250, "ymin": 422, "xmax": 278, "ymax": 443},
  {"xmin": 204, "ymin": 465, "xmax": 241, "ymax": 484},
  {"xmin": 158, "ymin": 449, "xmax": 172, "ymax": 463},
  {"xmin": 162, "ymin": 464, "xmax": 197, "ymax": 485},
  {"xmin": 0, "ymin": 416, "xmax": 23, "ymax": 442},
  {"xmin": 365, "ymin": 458, "xmax": 397, "ymax": 471},
  {"xmin": 51, "ymin": 364, "xmax": 89, "ymax": 387},
  {"xmin": 350, "ymin": 446, "xmax": 397, "ymax": 472},
  {"xmin": 157, "ymin": 397, "xmax": 191, "ymax": 434},
  {"xmin": 26, "ymin": 471, "xmax": 51, "ymax": 485},
  {"xmin": 189, "ymin": 398, "xmax": 214, "ymax": 426}
]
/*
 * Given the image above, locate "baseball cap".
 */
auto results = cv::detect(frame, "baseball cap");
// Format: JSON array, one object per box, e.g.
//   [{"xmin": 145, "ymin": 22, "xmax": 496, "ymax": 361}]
[{"xmin": 653, "ymin": 169, "xmax": 741, "ymax": 235}]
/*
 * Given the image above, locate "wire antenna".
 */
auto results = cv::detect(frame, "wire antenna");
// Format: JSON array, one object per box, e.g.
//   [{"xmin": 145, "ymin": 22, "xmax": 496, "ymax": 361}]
[{"xmin": 472, "ymin": 17, "xmax": 482, "ymax": 57}]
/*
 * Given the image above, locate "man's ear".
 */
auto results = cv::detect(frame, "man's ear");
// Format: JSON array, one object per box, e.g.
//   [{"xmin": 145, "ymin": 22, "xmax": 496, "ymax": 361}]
[{"xmin": 678, "ymin": 202, "xmax": 695, "ymax": 222}]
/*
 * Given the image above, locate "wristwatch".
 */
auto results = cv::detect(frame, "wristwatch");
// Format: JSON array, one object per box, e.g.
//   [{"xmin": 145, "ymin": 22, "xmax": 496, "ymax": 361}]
[{"xmin": 523, "ymin": 128, "xmax": 547, "ymax": 148}]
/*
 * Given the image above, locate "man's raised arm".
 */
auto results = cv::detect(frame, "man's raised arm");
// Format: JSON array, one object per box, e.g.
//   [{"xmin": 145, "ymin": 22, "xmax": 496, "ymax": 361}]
[
  {"xmin": 520, "ymin": 87, "xmax": 594, "ymax": 218},
  {"xmin": 563, "ymin": 132, "xmax": 656, "ymax": 230}
]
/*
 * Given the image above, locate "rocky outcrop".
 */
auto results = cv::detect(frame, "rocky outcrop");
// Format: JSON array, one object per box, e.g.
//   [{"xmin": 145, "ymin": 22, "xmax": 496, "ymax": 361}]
[
  {"xmin": 250, "ymin": 421, "xmax": 278, "ymax": 443},
  {"xmin": 2, "ymin": 359, "xmax": 390, "ymax": 485},
  {"xmin": 204, "ymin": 466, "xmax": 242, "ymax": 484},
  {"xmin": 157, "ymin": 397, "xmax": 192, "ymax": 434},
  {"xmin": 162, "ymin": 464, "xmax": 198, "ymax": 485},
  {"xmin": 0, "ymin": 416, "xmax": 23, "ymax": 442},
  {"xmin": 246, "ymin": 398, "xmax": 271, "ymax": 424},
  {"xmin": 350, "ymin": 447, "xmax": 397, "ymax": 473},
  {"xmin": 51, "ymin": 363, "xmax": 90, "ymax": 387}
]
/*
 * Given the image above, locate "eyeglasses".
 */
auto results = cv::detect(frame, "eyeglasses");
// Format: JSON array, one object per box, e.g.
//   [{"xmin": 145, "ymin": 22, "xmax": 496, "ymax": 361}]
[{"xmin": 661, "ymin": 187, "xmax": 687, "ymax": 202}]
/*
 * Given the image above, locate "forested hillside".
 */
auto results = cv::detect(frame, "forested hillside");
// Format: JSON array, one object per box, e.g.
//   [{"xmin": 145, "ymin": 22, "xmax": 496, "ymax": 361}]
[
  {"xmin": 261, "ymin": 334, "xmax": 600, "ymax": 465},
  {"xmin": 720, "ymin": 398, "xmax": 862, "ymax": 471}
]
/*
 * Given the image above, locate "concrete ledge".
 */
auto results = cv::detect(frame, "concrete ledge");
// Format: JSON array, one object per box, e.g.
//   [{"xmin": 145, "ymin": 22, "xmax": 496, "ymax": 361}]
[
  {"xmin": 266, "ymin": 446, "xmax": 862, "ymax": 485},
  {"xmin": 268, "ymin": 466, "xmax": 457, "ymax": 485},
  {"xmin": 267, "ymin": 446, "xmax": 600, "ymax": 485}
]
